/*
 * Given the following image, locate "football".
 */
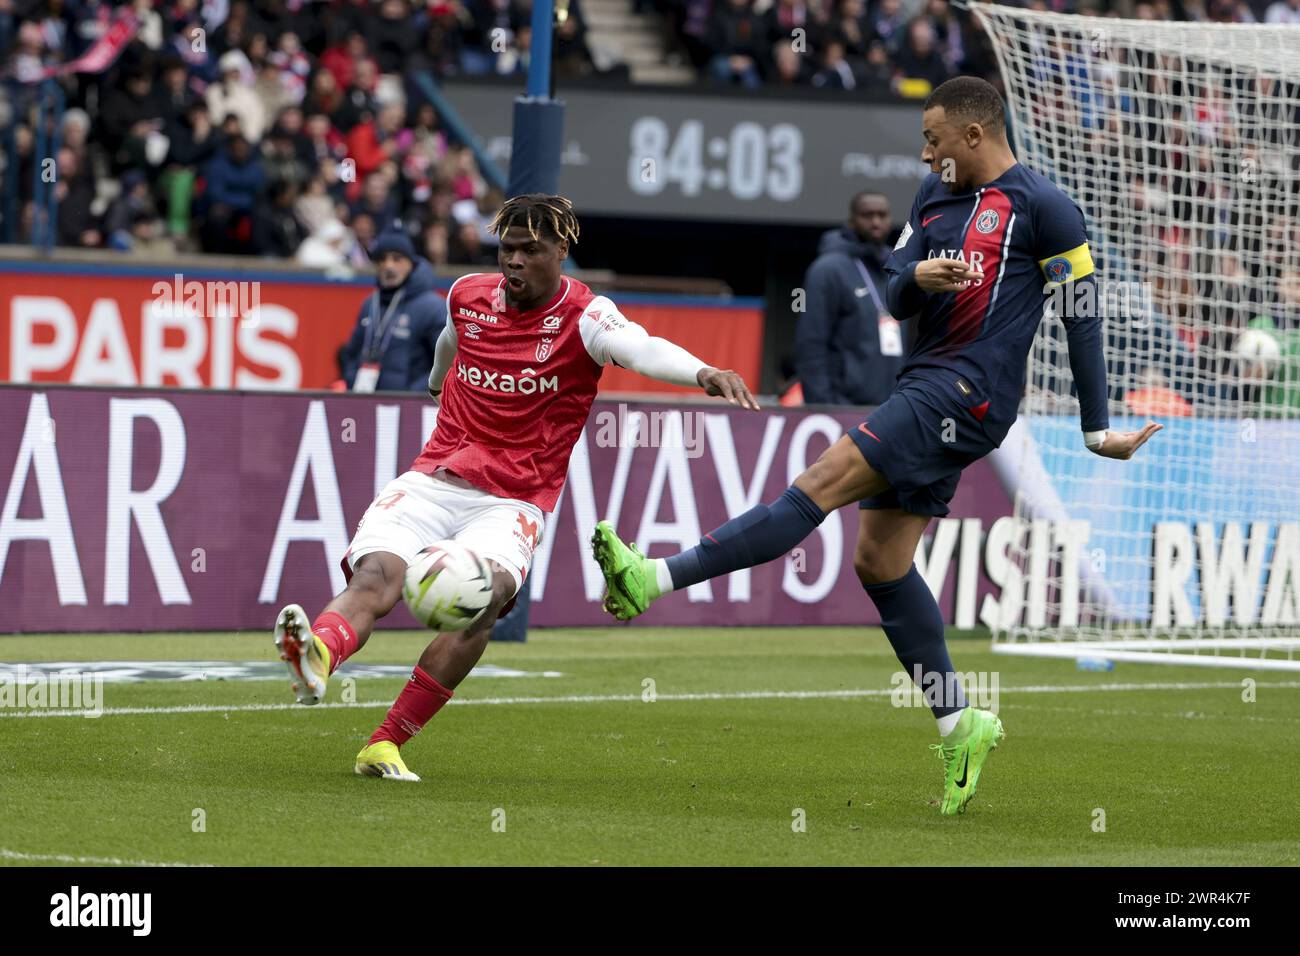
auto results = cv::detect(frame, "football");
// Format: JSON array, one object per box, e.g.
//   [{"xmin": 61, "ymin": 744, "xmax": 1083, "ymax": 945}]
[
  {"xmin": 1234, "ymin": 327, "xmax": 1282, "ymax": 380},
  {"xmin": 402, "ymin": 542, "xmax": 495, "ymax": 632}
]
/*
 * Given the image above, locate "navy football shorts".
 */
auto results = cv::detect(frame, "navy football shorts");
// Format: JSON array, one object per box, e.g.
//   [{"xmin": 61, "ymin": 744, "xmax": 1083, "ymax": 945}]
[{"xmin": 848, "ymin": 374, "xmax": 1005, "ymax": 518}]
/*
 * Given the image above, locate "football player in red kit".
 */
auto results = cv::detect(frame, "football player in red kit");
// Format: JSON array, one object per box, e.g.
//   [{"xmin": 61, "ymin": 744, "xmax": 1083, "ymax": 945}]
[{"xmin": 274, "ymin": 194, "xmax": 758, "ymax": 781}]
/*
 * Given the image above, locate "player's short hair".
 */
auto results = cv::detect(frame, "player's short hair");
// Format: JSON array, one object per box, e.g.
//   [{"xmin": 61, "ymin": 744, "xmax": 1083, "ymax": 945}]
[
  {"xmin": 488, "ymin": 194, "xmax": 580, "ymax": 246},
  {"xmin": 924, "ymin": 77, "xmax": 1006, "ymax": 137}
]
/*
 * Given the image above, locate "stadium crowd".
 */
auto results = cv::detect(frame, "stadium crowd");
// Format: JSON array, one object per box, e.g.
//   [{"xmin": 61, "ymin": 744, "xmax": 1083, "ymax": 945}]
[
  {"xmin": 1, "ymin": 0, "xmax": 1297, "ymax": 261},
  {"xmin": 661, "ymin": 0, "xmax": 1295, "ymax": 93},
  {"xmin": 0, "ymin": 0, "xmax": 590, "ymax": 260}
]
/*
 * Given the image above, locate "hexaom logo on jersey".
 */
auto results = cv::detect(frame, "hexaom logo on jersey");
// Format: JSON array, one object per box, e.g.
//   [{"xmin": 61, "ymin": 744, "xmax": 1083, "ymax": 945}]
[{"xmin": 456, "ymin": 362, "xmax": 558, "ymax": 394}]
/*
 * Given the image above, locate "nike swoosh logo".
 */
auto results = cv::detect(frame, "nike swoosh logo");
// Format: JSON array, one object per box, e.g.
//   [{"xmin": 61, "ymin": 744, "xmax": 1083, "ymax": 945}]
[
  {"xmin": 922, "ymin": 214, "xmax": 943, "ymax": 227},
  {"xmin": 858, "ymin": 423, "xmax": 881, "ymax": 442},
  {"xmin": 954, "ymin": 752, "xmax": 969, "ymax": 788}
]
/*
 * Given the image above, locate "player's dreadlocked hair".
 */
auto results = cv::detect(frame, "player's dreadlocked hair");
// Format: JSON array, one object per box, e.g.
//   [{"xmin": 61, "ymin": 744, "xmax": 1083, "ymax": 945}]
[{"xmin": 487, "ymin": 194, "xmax": 580, "ymax": 246}]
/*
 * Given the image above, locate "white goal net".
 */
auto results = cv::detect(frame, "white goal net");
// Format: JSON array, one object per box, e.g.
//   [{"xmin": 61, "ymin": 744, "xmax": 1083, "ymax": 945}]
[{"xmin": 971, "ymin": 3, "xmax": 1300, "ymax": 668}]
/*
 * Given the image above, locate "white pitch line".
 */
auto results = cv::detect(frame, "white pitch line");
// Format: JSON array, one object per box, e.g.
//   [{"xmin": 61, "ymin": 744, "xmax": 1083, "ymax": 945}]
[
  {"xmin": 0, "ymin": 848, "xmax": 210, "ymax": 868},
  {"xmin": 0, "ymin": 680, "xmax": 1296, "ymax": 720}
]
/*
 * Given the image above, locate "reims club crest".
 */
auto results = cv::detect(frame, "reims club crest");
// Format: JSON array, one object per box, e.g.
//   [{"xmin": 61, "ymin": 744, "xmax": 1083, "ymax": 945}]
[{"xmin": 537, "ymin": 315, "xmax": 561, "ymax": 362}]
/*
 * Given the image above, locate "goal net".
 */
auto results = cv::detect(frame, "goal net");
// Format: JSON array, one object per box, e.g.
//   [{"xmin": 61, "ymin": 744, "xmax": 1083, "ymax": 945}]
[{"xmin": 970, "ymin": 3, "xmax": 1300, "ymax": 669}]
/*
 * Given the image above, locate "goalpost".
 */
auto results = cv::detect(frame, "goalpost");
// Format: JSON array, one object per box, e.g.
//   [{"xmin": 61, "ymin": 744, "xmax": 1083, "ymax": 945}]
[{"xmin": 969, "ymin": 3, "xmax": 1300, "ymax": 668}]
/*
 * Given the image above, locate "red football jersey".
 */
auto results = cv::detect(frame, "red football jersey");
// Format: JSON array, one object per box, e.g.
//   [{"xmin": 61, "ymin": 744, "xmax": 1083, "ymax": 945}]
[{"xmin": 412, "ymin": 273, "xmax": 611, "ymax": 511}]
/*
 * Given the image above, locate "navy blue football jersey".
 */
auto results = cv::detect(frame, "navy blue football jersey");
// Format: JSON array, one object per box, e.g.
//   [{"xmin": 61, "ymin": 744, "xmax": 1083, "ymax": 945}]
[{"xmin": 884, "ymin": 163, "xmax": 1108, "ymax": 434}]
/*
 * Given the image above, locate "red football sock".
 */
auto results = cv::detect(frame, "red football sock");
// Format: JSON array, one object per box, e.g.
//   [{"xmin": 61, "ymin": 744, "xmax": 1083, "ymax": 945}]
[
  {"xmin": 368, "ymin": 666, "xmax": 453, "ymax": 747},
  {"xmin": 312, "ymin": 611, "xmax": 358, "ymax": 675}
]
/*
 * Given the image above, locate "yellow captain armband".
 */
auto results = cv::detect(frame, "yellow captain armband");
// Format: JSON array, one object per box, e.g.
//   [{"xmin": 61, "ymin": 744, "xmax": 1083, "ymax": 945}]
[{"xmin": 1038, "ymin": 243, "xmax": 1095, "ymax": 286}]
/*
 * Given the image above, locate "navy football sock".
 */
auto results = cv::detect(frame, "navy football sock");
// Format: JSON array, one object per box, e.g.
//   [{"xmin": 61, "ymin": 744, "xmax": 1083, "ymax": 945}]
[
  {"xmin": 862, "ymin": 565, "xmax": 967, "ymax": 719},
  {"xmin": 665, "ymin": 487, "xmax": 826, "ymax": 590}
]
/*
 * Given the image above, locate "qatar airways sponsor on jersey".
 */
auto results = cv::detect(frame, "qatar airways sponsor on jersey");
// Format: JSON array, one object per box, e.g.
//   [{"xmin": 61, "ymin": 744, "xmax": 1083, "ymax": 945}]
[
  {"xmin": 929, "ymin": 247, "xmax": 986, "ymax": 284},
  {"xmin": 455, "ymin": 361, "xmax": 559, "ymax": 394}
]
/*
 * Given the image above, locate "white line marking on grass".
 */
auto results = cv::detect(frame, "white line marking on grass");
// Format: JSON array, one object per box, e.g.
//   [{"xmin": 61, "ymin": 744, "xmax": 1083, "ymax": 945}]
[
  {"xmin": 0, "ymin": 848, "xmax": 210, "ymax": 867},
  {"xmin": 1016, "ymin": 704, "xmax": 1300, "ymax": 725},
  {"xmin": 1, "ymin": 680, "xmax": 1296, "ymax": 719}
]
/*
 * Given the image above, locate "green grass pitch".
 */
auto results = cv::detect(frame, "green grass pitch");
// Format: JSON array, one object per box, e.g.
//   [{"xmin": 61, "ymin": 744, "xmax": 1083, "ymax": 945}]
[{"xmin": 1, "ymin": 627, "xmax": 1296, "ymax": 867}]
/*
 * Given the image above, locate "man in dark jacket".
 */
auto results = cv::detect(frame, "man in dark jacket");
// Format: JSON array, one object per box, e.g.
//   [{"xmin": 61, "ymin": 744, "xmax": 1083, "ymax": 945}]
[
  {"xmin": 796, "ymin": 191, "xmax": 905, "ymax": 406},
  {"xmin": 251, "ymin": 179, "xmax": 308, "ymax": 258},
  {"xmin": 100, "ymin": 68, "xmax": 165, "ymax": 172},
  {"xmin": 340, "ymin": 229, "xmax": 447, "ymax": 392}
]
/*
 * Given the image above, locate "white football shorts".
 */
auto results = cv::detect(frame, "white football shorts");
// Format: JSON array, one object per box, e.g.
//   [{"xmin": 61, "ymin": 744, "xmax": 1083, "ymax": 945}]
[{"xmin": 341, "ymin": 469, "xmax": 546, "ymax": 596}]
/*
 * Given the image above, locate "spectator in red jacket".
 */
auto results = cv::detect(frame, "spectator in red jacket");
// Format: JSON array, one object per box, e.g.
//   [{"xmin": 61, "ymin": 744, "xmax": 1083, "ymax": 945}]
[{"xmin": 345, "ymin": 100, "xmax": 410, "ymax": 182}]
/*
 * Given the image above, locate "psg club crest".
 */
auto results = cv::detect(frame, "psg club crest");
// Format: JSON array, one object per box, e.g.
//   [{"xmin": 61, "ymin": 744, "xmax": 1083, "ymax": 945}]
[{"xmin": 975, "ymin": 209, "xmax": 1000, "ymax": 234}]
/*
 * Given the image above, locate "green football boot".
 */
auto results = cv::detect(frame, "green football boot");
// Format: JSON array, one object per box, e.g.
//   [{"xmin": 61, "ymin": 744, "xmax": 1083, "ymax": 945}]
[
  {"xmin": 590, "ymin": 521, "xmax": 660, "ymax": 621},
  {"xmin": 931, "ymin": 708, "xmax": 1005, "ymax": 815}
]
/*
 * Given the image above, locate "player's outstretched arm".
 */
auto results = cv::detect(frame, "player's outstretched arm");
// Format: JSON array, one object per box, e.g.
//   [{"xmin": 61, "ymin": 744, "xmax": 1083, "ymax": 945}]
[
  {"xmin": 1053, "ymin": 274, "xmax": 1160, "ymax": 461},
  {"xmin": 1033, "ymin": 191, "xmax": 1158, "ymax": 460},
  {"xmin": 582, "ymin": 298, "xmax": 759, "ymax": 410}
]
